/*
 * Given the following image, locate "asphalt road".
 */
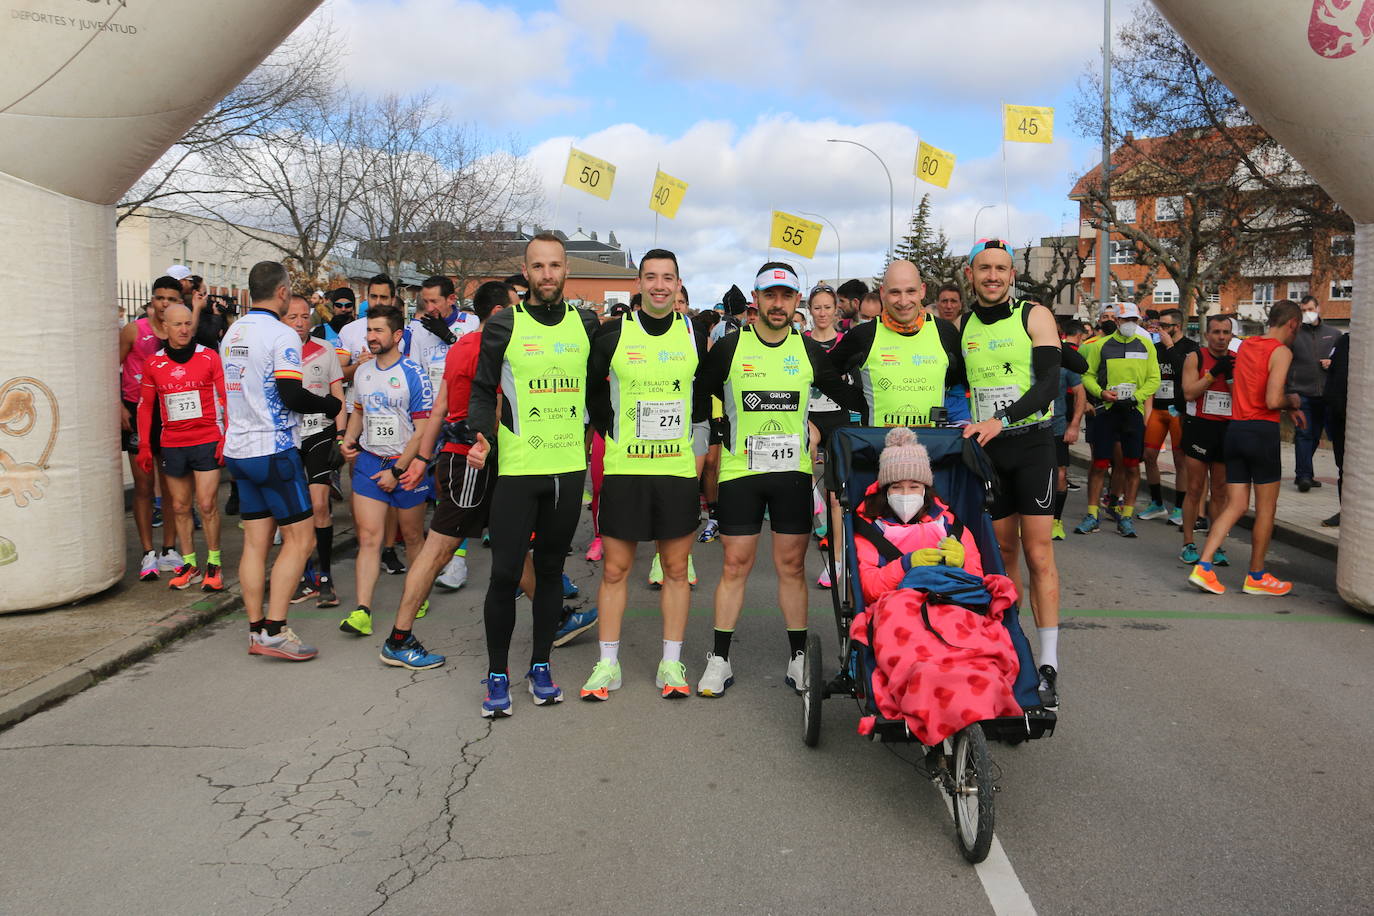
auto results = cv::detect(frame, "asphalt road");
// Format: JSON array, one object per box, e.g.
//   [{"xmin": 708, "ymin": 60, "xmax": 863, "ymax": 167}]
[{"xmin": 2, "ymin": 491, "xmax": 1371, "ymax": 915}]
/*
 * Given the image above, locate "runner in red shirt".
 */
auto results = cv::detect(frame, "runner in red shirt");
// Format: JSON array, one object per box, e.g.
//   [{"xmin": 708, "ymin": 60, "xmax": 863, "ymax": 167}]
[
  {"xmin": 137, "ymin": 303, "xmax": 227, "ymax": 591},
  {"xmin": 1189, "ymin": 300, "xmax": 1306, "ymax": 597}
]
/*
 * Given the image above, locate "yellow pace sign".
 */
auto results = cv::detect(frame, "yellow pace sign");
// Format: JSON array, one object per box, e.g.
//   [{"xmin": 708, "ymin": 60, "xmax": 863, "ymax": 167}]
[
  {"xmin": 563, "ymin": 147, "xmax": 616, "ymax": 200},
  {"xmin": 1003, "ymin": 104, "xmax": 1055, "ymax": 144},
  {"xmin": 914, "ymin": 140, "xmax": 956, "ymax": 188},
  {"xmin": 769, "ymin": 210, "xmax": 822, "ymax": 259},
  {"xmin": 649, "ymin": 169, "xmax": 688, "ymax": 218}
]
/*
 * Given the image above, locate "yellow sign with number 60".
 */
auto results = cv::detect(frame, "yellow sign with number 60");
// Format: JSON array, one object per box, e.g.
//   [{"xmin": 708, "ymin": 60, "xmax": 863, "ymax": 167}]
[
  {"xmin": 914, "ymin": 140, "xmax": 956, "ymax": 189},
  {"xmin": 1003, "ymin": 104, "xmax": 1054, "ymax": 144},
  {"xmin": 563, "ymin": 147, "xmax": 617, "ymax": 200},
  {"xmin": 649, "ymin": 169, "xmax": 687, "ymax": 218},
  {"xmin": 769, "ymin": 211, "xmax": 822, "ymax": 259}
]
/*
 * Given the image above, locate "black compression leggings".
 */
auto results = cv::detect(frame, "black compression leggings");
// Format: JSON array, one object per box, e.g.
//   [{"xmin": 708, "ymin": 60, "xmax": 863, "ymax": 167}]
[{"xmin": 483, "ymin": 469, "xmax": 586, "ymax": 672}]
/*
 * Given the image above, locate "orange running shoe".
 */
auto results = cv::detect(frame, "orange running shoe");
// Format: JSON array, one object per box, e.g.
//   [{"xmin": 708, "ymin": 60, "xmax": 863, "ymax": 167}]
[
  {"xmin": 1243, "ymin": 572, "xmax": 1292, "ymax": 596},
  {"xmin": 169, "ymin": 564, "xmax": 202, "ymax": 590},
  {"xmin": 201, "ymin": 564, "xmax": 224, "ymax": 592},
  {"xmin": 1188, "ymin": 565, "xmax": 1226, "ymax": 595}
]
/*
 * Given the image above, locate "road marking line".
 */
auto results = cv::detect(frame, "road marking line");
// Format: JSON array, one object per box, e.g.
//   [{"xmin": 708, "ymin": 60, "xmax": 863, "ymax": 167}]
[{"xmin": 939, "ymin": 794, "xmax": 1036, "ymax": 916}]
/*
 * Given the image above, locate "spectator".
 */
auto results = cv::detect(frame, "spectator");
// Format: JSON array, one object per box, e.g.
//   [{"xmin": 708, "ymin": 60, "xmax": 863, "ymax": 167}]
[
  {"xmin": 1322, "ymin": 331, "xmax": 1350, "ymax": 527},
  {"xmin": 836, "ymin": 279, "xmax": 869, "ymax": 327},
  {"xmin": 1287, "ymin": 294, "xmax": 1344, "ymax": 491}
]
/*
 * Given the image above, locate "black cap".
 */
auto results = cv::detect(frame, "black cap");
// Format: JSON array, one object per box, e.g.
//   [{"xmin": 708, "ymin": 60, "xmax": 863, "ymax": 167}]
[
  {"xmin": 328, "ymin": 287, "xmax": 356, "ymax": 305},
  {"xmin": 722, "ymin": 284, "xmax": 748, "ymax": 316}
]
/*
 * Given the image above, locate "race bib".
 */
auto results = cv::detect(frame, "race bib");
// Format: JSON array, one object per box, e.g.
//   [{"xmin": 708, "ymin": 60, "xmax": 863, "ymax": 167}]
[
  {"xmin": 163, "ymin": 390, "xmax": 202, "ymax": 421},
  {"xmin": 1203, "ymin": 390, "xmax": 1232, "ymax": 417},
  {"xmin": 366, "ymin": 414, "xmax": 403, "ymax": 448},
  {"xmin": 973, "ymin": 385, "xmax": 1018, "ymax": 422},
  {"xmin": 301, "ymin": 413, "xmax": 328, "ymax": 435},
  {"xmin": 428, "ymin": 363, "xmax": 446, "ymax": 393},
  {"xmin": 1114, "ymin": 382, "xmax": 1137, "ymax": 402},
  {"xmin": 809, "ymin": 390, "xmax": 842, "ymax": 414},
  {"xmin": 1158, "ymin": 379, "xmax": 1175, "ymax": 400},
  {"xmin": 747, "ymin": 433, "xmax": 799, "ymax": 472},
  {"xmin": 635, "ymin": 399, "xmax": 685, "ymax": 441}
]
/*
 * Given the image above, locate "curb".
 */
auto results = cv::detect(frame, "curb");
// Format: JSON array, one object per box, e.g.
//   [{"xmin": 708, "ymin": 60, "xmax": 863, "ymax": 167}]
[
  {"xmin": 0, "ymin": 531, "xmax": 358, "ymax": 733},
  {"xmin": 1067, "ymin": 451, "xmax": 1338, "ymax": 561}
]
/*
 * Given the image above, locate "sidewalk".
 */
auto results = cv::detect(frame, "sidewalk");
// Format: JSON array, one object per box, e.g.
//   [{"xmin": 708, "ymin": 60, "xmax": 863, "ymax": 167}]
[
  {"xmin": 0, "ymin": 487, "xmax": 353, "ymax": 730},
  {"xmin": 1067, "ymin": 435, "xmax": 1341, "ymax": 558}
]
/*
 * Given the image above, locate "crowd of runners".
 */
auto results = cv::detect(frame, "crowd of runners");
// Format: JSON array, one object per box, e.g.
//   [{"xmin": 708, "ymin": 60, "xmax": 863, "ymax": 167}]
[{"xmin": 118, "ymin": 231, "xmax": 1343, "ymax": 717}]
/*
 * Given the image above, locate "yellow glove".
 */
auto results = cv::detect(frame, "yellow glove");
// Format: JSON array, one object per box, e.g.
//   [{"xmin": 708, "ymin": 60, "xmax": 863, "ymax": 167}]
[
  {"xmin": 939, "ymin": 535, "xmax": 965, "ymax": 568},
  {"xmin": 909, "ymin": 548, "xmax": 945, "ymax": 567}
]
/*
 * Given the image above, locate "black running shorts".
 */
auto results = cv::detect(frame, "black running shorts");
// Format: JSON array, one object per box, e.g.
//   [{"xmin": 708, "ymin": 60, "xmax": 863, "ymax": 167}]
[
  {"xmin": 599, "ymin": 475, "xmax": 700, "ymax": 542},
  {"xmin": 717, "ymin": 471, "xmax": 813, "ymax": 536}
]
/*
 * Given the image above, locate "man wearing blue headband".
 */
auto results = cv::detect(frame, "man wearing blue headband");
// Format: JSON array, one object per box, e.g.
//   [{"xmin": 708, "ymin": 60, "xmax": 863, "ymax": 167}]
[{"xmin": 960, "ymin": 238, "xmax": 1084, "ymax": 710}]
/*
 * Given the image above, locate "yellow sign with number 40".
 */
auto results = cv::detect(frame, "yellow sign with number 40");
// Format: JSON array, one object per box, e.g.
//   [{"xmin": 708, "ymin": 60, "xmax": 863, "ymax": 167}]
[
  {"xmin": 769, "ymin": 211, "xmax": 822, "ymax": 259},
  {"xmin": 563, "ymin": 147, "xmax": 617, "ymax": 200},
  {"xmin": 1003, "ymin": 104, "xmax": 1054, "ymax": 144},
  {"xmin": 649, "ymin": 169, "xmax": 687, "ymax": 218},
  {"xmin": 914, "ymin": 140, "xmax": 956, "ymax": 188}
]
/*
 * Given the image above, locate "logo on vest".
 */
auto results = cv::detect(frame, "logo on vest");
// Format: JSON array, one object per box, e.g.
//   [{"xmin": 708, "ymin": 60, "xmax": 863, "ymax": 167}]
[
  {"xmin": 627, "ymin": 348, "xmax": 646, "ymax": 364},
  {"xmin": 554, "ymin": 341, "xmax": 580, "ymax": 354},
  {"xmin": 527, "ymin": 435, "xmax": 544, "ymax": 449},
  {"xmin": 880, "ymin": 405, "xmax": 930, "ymax": 426},
  {"xmin": 658, "ymin": 350, "xmax": 688, "ymax": 362},
  {"xmin": 782, "ymin": 355, "xmax": 800, "ymax": 375},
  {"xmin": 910, "ymin": 353, "xmax": 941, "ymax": 366},
  {"xmin": 522, "ymin": 343, "xmax": 544, "ymax": 356},
  {"xmin": 626, "ymin": 443, "xmax": 683, "ymax": 459},
  {"xmin": 528, "ymin": 368, "xmax": 580, "ymax": 393},
  {"xmin": 757, "ymin": 418, "xmax": 786, "ymax": 434},
  {"xmin": 742, "ymin": 390, "xmax": 800, "ymax": 411}
]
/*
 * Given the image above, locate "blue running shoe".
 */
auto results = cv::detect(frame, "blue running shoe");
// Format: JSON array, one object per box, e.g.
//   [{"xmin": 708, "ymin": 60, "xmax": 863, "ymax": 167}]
[
  {"xmin": 1117, "ymin": 517, "xmax": 1137, "ymax": 538},
  {"xmin": 1179, "ymin": 542, "xmax": 1201, "ymax": 564},
  {"xmin": 380, "ymin": 635, "xmax": 445, "ymax": 670},
  {"xmin": 562, "ymin": 573, "xmax": 579, "ymax": 598},
  {"xmin": 526, "ymin": 663, "xmax": 564, "ymax": 705},
  {"xmin": 553, "ymin": 606, "xmax": 598, "ymax": 647},
  {"xmin": 1074, "ymin": 513, "xmax": 1099, "ymax": 534},
  {"xmin": 482, "ymin": 673, "xmax": 513, "ymax": 718},
  {"xmin": 698, "ymin": 519, "xmax": 720, "ymax": 543}
]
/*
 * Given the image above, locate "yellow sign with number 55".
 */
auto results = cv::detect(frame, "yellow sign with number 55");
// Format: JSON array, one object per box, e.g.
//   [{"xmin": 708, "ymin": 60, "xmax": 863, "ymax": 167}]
[
  {"xmin": 563, "ymin": 147, "xmax": 617, "ymax": 200},
  {"xmin": 769, "ymin": 211, "xmax": 822, "ymax": 259},
  {"xmin": 649, "ymin": 169, "xmax": 687, "ymax": 218},
  {"xmin": 914, "ymin": 140, "xmax": 956, "ymax": 189},
  {"xmin": 1003, "ymin": 104, "xmax": 1054, "ymax": 144}
]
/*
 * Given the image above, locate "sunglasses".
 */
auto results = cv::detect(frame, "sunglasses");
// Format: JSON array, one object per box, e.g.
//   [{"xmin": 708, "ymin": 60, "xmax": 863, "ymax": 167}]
[{"xmin": 1159, "ymin": 322, "xmax": 1180, "ymax": 330}]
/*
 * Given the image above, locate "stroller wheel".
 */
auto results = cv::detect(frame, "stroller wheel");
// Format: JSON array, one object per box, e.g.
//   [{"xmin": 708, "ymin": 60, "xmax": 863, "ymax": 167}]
[
  {"xmin": 951, "ymin": 724, "xmax": 995, "ymax": 863},
  {"xmin": 802, "ymin": 632, "xmax": 824, "ymax": 747}
]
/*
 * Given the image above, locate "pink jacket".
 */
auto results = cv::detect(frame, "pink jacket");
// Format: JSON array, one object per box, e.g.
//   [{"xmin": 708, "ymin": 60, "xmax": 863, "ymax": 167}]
[{"xmin": 855, "ymin": 489, "xmax": 984, "ymax": 606}]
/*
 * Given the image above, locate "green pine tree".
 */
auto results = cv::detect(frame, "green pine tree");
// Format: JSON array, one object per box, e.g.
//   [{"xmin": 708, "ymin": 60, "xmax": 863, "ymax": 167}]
[{"xmin": 890, "ymin": 194, "xmax": 962, "ymax": 300}]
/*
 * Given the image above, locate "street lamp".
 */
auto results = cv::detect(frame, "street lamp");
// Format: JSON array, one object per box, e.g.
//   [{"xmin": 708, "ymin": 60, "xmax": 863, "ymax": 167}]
[
  {"xmin": 972, "ymin": 204, "xmax": 997, "ymax": 243},
  {"xmin": 827, "ymin": 138, "xmax": 894, "ymax": 263},
  {"xmin": 798, "ymin": 210, "xmax": 842, "ymax": 283}
]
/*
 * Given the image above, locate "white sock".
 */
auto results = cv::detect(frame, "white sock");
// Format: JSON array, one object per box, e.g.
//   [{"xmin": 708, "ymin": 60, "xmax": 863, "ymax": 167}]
[
  {"xmin": 1037, "ymin": 627, "xmax": 1059, "ymax": 671},
  {"xmin": 662, "ymin": 639, "xmax": 683, "ymax": 664},
  {"xmin": 599, "ymin": 640, "xmax": 620, "ymax": 663}
]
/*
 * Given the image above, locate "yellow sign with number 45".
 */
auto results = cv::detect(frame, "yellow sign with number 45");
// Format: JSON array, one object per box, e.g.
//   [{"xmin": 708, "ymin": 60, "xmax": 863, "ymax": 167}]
[
  {"xmin": 1003, "ymin": 104, "xmax": 1054, "ymax": 144},
  {"xmin": 769, "ymin": 211, "xmax": 822, "ymax": 259},
  {"xmin": 914, "ymin": 140, "xmax": 956, "ymax": 188},
  {"xmin": 563, "ymin": 147, "xmax": 617, "ymax": 200}
]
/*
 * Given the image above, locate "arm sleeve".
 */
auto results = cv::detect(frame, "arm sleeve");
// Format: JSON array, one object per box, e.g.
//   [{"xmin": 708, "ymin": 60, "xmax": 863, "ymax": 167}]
[
  {"xmin": 1002, "ymin": 345, "xmax": 1061, "ymax": 424},
  {"xmin": 696, "ymin": 332, "xmax": 736, "ymax": 403},
  {"xmin": 827, "ymin": 322, "xmax": 871, "ymax": 374},
  {"xmin": 1060, "ymin": 343, "xmax": 1089, "ymax": 374},
  {"xmin": 807, "ymin": 338, "xmax": 866, "ymax": 412},
  {"xmin": 691, "ymin": 325, "xmax": 713, "ymax": 423},
  {"xmin": 585, "ymin": 321, "xmax": 619, "ymax": 437},
  {"xmin": 936, "ymin": 319, "xmax": 966, "ymax": 390},
  {"xmin": 275, "ymin": 377, "xmax": 339, "ymax": 416},
  {"xmin": 467, "ymin": 309, "xmax": 515, "ymax": 440}
]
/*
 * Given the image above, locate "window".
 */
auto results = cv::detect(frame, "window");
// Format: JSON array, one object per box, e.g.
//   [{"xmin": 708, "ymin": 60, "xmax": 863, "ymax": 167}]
[
  {"xmin": 1331, "ymin": 278, "xmax": 1353, "ymax": 300},
  {"xmin": 1117, "ymin": 279, "xmax": 1135, "ymax": 300},
  {"xmin": 1155, "ymin": 196, "xmax": 1183, "ymax": 222},
  {"xmin": 598, "ymin": 255, "xmax": 610, "ymax": 263},
  {"xmin": 1115, "ymin": 199, "xmax": 1136, "ymax": 224},
  {"xmin": 1287, "ymin": 280, "xmax": 1310, "ymax": 301},
  {"xmin": 1252, "ymin": 282, "xmax": 1276, "ymax": 303},
  {"xmin": 1206, "ymin": 291, "xmax": 1221, "ymax": 305},
  {"xmin": 1330, "ymin": 234, "xmax": 1354, "ymax": 257},
  {"xmin": 1289, "ymin": 238, "xmax": 1313, "ymax": 259},
  {"xmin": 1109, "ymin": 241, "xmax": 1136, "ymax": 265},
  {"xmin": 1153, "ymin": 279, "xmax": 1180, "ymax": 304}
]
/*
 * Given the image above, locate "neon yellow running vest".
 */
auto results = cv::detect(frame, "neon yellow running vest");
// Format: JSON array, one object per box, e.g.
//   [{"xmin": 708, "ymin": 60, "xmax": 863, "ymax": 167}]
[
  {"xmin": 721, "ymin": 326, "xmax": 812, "ymax": 483},
  {"xmin": 962, "ymin": 299, "xmax": 1050, "ymax": 428},
  {"xmin": 861, "ymin": 318, "xmax": 949, "ymax": 427},
  {"xmin": 498, "ymin": 302, "xmax": 589, "ymax": 476},
  {"xmin": 604, "ymin": 312, "xmax": 698, "ymax": 477}
]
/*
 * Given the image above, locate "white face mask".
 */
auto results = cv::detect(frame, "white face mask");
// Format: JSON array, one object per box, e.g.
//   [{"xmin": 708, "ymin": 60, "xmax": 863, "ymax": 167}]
[
  {"xmin": 1302, "ymin": 310, "xmax": 1319, "ymax": 325},
  {"xmin": 887, "ymin": 489, "xmax": 925, "ymax": 523},
  {"xmin": 1118, "ymin": 320, "xmax": 1139, "ymax": 337}
]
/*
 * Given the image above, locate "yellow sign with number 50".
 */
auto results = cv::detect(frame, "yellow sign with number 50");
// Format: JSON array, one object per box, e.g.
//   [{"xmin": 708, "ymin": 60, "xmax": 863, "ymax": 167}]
[
  {"xmin": 563, "ymin": 147, "xmax": 617, "ymax": 200},
  {"xmin": 769, "ymin": 211, "xmax": 822, "ymax": 259},
  {"xmin": 914, "ymin": 140, "xmax": 956, "ymax": 188},
  {"xmin": 1003, "ymin": 104, "xmax": 1054, "ymax": 144}
]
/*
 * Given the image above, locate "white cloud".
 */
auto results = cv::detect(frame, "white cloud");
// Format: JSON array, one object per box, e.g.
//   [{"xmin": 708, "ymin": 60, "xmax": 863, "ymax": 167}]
[{"xmin": 527, "ymin": 115, "xmax": 1074, "ymax": 300}]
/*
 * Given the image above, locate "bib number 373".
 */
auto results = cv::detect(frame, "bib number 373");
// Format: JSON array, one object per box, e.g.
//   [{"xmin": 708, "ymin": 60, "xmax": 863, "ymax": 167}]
[{"xmin": 747, "ymin": 433, "xmax": 798, "ymax": 472}]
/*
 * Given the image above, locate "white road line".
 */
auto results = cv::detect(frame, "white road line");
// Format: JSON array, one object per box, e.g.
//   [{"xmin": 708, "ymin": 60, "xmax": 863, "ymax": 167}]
[{"xmin": 940, "ymin": 794, "xmax": 1037, "ymax": 916}]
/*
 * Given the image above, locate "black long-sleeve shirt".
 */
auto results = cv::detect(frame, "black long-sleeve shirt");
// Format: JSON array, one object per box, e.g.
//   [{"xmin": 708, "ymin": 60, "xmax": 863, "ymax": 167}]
[
  {"xmin": 467, "ymin": 302, "xmax": 600, "ymax": 440},
  {"xmin": 586, "ymin": 311, "xmax": 713, "ymax": 436},
  {"xmin": 696, "ymin": 327, "xmax": 865, "ymax": 416},
  {"xmin": 827, "ymin": 317, "xmax": 966, "ymax": 386}
]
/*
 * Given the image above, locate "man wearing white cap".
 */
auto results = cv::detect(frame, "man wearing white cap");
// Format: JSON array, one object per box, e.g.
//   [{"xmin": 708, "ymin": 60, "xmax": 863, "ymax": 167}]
[{"xmin": 693, "ymin": 261, "xmax": 863, "ymax": 697}]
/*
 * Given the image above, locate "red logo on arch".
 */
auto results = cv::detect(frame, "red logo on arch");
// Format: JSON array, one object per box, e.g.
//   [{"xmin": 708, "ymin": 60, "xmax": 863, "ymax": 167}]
[{"xmin": 1309, "ymin": 0, "xmax": 1374, "ymax": 58}]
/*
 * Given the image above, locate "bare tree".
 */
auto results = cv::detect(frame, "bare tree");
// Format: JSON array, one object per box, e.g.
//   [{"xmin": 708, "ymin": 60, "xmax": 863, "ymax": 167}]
[{"xmin": 1015, "ymin": 234, "xmax": 1089, "ymax": 308}]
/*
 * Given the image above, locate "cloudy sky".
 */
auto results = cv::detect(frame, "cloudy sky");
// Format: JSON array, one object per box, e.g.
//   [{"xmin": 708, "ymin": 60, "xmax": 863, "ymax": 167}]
[{"xmin": 313, "ymin": 0, "xmax": 1141, "ymax": 301}]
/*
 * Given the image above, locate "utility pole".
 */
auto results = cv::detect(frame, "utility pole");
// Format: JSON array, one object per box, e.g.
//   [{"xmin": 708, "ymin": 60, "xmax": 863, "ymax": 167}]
[{"xmin": 1099, "ymin": 0, "xmax": 1113, "ymax": 312}]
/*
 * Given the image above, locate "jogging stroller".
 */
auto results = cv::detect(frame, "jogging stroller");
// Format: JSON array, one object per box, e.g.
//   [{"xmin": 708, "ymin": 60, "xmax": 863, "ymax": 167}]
[{"xmin": 804, "ymin": 426, "xmax": 1056, "ymax": 863}]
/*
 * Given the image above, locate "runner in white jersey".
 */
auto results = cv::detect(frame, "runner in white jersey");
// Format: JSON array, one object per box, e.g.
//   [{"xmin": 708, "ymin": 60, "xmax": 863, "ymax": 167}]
[
  {"xmin": 220, "ymin": 261, "xmax": 342, "ymax": 662},
  {"xmin": 403, "ymin": 274, "xmax": 480, "ymax": 393},
  {"xmin": 339, "ymin": 305, "xmax": 435, "ymax": 637}
]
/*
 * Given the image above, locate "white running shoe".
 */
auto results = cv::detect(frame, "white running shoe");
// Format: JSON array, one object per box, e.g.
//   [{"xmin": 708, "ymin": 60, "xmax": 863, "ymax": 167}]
[
  {"xmin": 272, "ymin": 528, "xmax": 283, "ymax": 546},
  {"xmin": 435, "ymin": 554, "xmax": 468, "ymax": 591},
  {"xmin": 139, "ymin": 550, "xmax": 159, "ymax": 581},
  {"xmin": 158, "ymin": 548, "xmax": 184, "ymax": 572},
  {"xmin": 785, "ymin": 650, "xmax": 805, "ymax": 695},
  {"xmin": 817, "ymin": 567, "xmax": 832, "ymax": 589},
  {"xmin": 696, "ymin": 653, "xmax": 734, "ymax": 697}
]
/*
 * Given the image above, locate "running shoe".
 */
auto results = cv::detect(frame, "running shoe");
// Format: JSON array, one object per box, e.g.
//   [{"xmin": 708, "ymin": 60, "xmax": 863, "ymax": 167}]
[
  {"xmin": 416, "ymin": 599, "xmax": 428, "ymax": 620},
  {"xmin": 272, "ymin": 528, "xmax": 282, "ymax": 546},
  {"xmin": 435, "ymin": 554, "xmax": 468, "ymax": 591},
  {"xmin": 192, "ymin": 508, "xmax": 202, "ymax": 530},
  {"xmin": 562, "ymin": 573, "xmax": 579, "ymax": 598},
  {"xmin": 813, "ymin": 518, "xmax": 828, "ymax": 539},
  {"xmin": 579, "ymin": 659, "xmax": 623, "ymax": 700},
  {"xmin": 784, "ymin": 650, "xmax": 805, "ymax": 695},
  {"xmin": 328, "ymin": 469, "xmax": 343, "ymax": 502},
  {"xmin": 649, "ymin": 553, "xmax": 663, "ymax": 589},
  {"xmin": 552, "ymin": 606, "xmax": 598, "ymax": 647},
  {"xmin": 698, "ymin": 519, "xmax": 720, "ymax": 543},
  {"xmin": 1188, "ymin": 565, "xmax": 1226, "ymax": 595},
  {"xmin": 380, "ymin": 635, "xmax": 445, "ymax": 670},
  {"xmin": 1243, "ymin": 572, "xmax": 1292, "ymax": 596},
  {"xmin": 526, "ymin": 663, "xmax": 564, "ymax": 705},
  {"xmin": 656, "ymin": 659, "xmax": 690, "ymax": 699},
  {"xmin": 481, "ymin": 673, "xmax": 513, "ymax": 718},
  {"xmin": 339, "ymin": 606, "xmax": 373, "ymax": 636},
  {"xmin": 1138, "ymin": 502, "xmax": 1168, "ymax": 521},
  {"xmin": 159, "ymin": 548, "xmax": 184, "ymax": 572},
  {"xmin": 482, "ymin": 532, "xmax": 490, "ymax": 548},
  {"xmin": 1195, "ymin": 516, "xmax": 1210, "ymax": 532},
  {"xmin": 1168, "ymin": 507, "xmax": 1183, "ymax": 527},
  {"xmin": 290, "ymin": 578, "xmax": 320, "ymax": 604},
  {"xmin": 151, "ymin": 501, "xmax": 163, "ymax": 528},
  {"xmin": 585, "ymin": 536, "xmax": 603, "ymax": 562},
  {"xmin": 1073, "ymin": 514, "xmax": 1099, "ymax": 535},
  {"xmin": 1214, "ymin": 547, "xmax": 1230, "ymax": 567},
  {"xmin": 1065, "ymin": 477, "xmax": 1081, "ymax": 491},
  {"xmin": 139, "ymin": 549, "xmax": 160, "ymax": 581},
  {"xmin": 249, "ymin": 627, "xmax": 318, "ymax": 661},
  {"xmin": 1322, "ymin": 512, "xmax": 1341, "ymax": 528},
  {"xmin": 315, "ymin": 575, "xmax": 338, "ymax": 608},
  {"xmin": 201, "ymin": 564, "xmax": 224, "ymax": 592},
  {"xmin": 687, "ymin": 554, "xmax": 698, "ymax": 588},
  {"xmin": 697, "ymin": 653, "xmax": 734, "ymax": 697},
  {"xmin": 1051, "ymin": 519, "xmax": 1066, "ymax": 541},
  {"xmin": 817, "ymin": 567, "xmax": 832, "ymax": 589},
  {"xmin": 1179, "ymin": 542, "xmax": 1200, "ymax": 565},
  {"xmin": 1117, "ymin": 517, "xmax": 1137, "ymax": 538},
  {"xmin": 381, "ymin": 547, "xmax": 406, "ymax": 575},
  {"xmin": 1037, "ymin": 665, "xmax": 1059, "ymax": 709},
  {"xmin": 168, "ymin": 564, "xmax": 202, "ymax": 590},
  {"xmin": 225, "ymin": 491, "xmax": 239, "ymax": 516}
]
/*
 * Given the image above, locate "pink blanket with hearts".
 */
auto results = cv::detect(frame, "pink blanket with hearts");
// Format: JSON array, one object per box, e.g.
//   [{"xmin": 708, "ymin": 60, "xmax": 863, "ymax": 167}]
[{"xmin": 850, "ymin": 573, "xmax": 1022, "ymax": 745}]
